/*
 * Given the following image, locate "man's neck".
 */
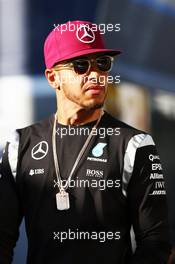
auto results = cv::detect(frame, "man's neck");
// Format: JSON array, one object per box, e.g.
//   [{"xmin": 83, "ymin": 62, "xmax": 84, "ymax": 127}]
[{"xmin": 56, "ymin": 107, "xmax": 103, "ymax": 125}]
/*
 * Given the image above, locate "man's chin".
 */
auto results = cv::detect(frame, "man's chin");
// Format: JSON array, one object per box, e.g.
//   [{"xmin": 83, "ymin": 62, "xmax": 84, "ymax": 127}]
[{"xmin": 83, "ymin": 102, "xmax": 104, "ymax": 111}]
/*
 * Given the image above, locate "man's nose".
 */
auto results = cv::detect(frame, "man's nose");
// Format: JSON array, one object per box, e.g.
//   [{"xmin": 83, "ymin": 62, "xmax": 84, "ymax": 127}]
[
  {"xmin": 85, "ymin": 72, "xmax": 100, "ymax": 84},
  {"xmin": 87, "ymin": 66, "xmax": 100, "ymax": 78}
]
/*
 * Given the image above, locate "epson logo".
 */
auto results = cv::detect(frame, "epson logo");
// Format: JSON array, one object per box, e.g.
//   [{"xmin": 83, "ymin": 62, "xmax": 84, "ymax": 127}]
[{"xmin": 86, "ymin": 169, "xmax": 103, "ymax": 178}]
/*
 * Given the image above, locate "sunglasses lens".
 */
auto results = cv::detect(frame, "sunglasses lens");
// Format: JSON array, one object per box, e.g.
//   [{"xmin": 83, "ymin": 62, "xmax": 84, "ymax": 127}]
[
  {"xmin": 71, "ymin": 56, "xmax": 113, "ymax": 74},
  {"xmin": 96, "ymin": 56, "xmax": 113, "ymax": 72},
  {"xmin": 73, "ymin": 60, "xmax": 89, "ymax": 74}
]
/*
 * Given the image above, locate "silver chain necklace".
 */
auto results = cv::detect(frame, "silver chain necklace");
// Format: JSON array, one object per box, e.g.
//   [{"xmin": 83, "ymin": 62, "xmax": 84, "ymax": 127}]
[{"xmin": 52, "ymin": 111, "xmax": 103, "ymax": 210}]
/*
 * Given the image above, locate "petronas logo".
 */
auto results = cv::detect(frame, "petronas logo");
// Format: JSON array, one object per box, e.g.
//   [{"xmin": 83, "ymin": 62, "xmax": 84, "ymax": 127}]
[{"xmin": 92, "ymin": 143, "xmax": 107, "ymax": 157}]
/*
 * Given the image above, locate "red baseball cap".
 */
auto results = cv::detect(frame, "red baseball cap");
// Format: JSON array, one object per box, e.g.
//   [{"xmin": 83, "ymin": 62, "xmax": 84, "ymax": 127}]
[{"xmin": 44, "ymin": 20, "xmax": 122, "ymax": 68}]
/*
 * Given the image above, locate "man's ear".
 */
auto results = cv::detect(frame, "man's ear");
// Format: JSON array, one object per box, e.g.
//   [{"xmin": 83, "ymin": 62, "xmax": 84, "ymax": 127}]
[{"xmin": 45, "ymin": 68, "xmax": 60, "ymax": 90}]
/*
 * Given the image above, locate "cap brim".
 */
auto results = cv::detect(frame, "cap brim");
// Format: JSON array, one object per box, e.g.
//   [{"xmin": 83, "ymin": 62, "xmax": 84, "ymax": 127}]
[{"xmin": 52, "ymin": 48, "xmax": 122, "ymax": 67}]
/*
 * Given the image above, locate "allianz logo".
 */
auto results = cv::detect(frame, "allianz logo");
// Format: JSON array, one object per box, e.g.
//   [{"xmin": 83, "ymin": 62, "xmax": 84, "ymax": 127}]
[
  {"xmin": 29, "ymin": 168, "xmax": 44, "ymax": 176},
  {"xmin": 86, "ymin": 169, "xmax": 104, "ymax": 178}
]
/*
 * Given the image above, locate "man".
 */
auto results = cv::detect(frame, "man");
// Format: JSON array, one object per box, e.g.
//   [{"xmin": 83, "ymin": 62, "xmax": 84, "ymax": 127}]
[{"xmin": 0, "ymin": 20, "xmax": 171, "ymax": 263}]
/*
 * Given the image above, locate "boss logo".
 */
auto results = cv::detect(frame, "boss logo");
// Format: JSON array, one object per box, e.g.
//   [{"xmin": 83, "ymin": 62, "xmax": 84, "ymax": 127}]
[{"xmin": 86, "ymin": 169, "xmax": 103, "ymax": 178}]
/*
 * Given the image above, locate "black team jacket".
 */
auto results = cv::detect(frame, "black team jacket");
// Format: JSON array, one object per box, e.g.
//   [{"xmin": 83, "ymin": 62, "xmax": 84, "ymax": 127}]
[{"xmin": 0, "ymin": 112, "xmax": 171, "ymax": 263}]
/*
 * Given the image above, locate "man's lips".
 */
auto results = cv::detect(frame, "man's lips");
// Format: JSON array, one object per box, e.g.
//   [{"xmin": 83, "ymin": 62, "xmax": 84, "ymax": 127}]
[{"xmin": 85, "ymin": 85, "xmax": 104, "ymax": 95}]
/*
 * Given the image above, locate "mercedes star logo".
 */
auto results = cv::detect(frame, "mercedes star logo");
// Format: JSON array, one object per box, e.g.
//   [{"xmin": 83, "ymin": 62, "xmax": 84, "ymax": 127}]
[
  {"xmin": 31, "ymin": 141, "xmax": 49, "ymax": 160},
  {"xmin": 76, "ymin": 25, "xmax": 95, "ymax": 43}
]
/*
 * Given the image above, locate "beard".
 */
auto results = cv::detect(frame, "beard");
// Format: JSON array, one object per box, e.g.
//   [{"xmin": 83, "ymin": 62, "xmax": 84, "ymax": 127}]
[
  {"xmin": 62, "ymin": 86, "xmax": 106, "ymax": 110},
  {"xmin": 82, "ymin": 102, "xmax": 104, "ymax": 110}
]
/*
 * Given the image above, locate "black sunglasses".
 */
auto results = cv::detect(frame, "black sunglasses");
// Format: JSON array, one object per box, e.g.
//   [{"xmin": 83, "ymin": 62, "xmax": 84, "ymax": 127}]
[{"xmin": 54, "ymin": 55, "xmax": 114, "ymax": 75}]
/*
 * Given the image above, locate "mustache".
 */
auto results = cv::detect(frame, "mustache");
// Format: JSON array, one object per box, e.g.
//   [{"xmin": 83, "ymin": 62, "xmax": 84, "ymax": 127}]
[
  {"xmin": 83, "ymin": 78, "xmax": 106, "ymax": 91},
  {"xmin": 84, "ymin": 76, "xmax": 106, "ymax": 84}
]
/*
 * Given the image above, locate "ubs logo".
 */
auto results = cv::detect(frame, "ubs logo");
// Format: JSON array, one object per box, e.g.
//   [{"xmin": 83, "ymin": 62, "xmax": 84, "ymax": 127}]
[
  {"xmin": 31, "ymin": 141, "xmax": 48, "ymax": 160},
  {"xmin": 29, "ymin": 168, "xmax": 45, "ymax": 176}
]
